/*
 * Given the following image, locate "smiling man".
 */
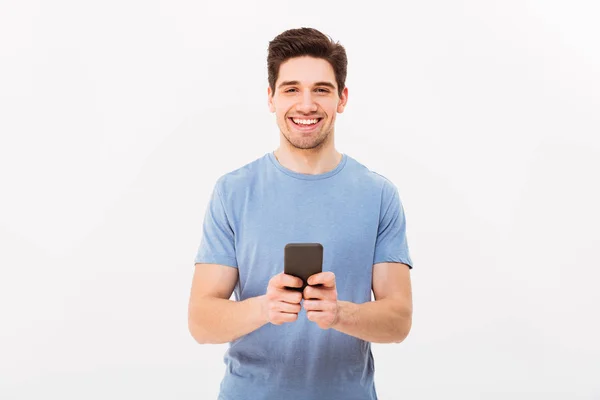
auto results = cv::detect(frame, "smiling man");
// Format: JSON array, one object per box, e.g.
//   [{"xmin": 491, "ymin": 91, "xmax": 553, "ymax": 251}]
[
  {"xmin": 189, "ymin": 27, "xmax": 414, "ymax": 400},
  {"xmin": 269, "ymin": 55, "xmax": 342, "ymax": 152}
]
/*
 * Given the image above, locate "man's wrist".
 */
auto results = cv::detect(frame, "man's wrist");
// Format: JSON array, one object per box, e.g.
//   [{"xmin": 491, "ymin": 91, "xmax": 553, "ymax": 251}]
[
  {"xmin": 331, "ymin": 300, "xmax": 356, "ymax": 329},
  {"xmin": 254, "ymin": 294, "xmax": 269, "ymax": 325}
]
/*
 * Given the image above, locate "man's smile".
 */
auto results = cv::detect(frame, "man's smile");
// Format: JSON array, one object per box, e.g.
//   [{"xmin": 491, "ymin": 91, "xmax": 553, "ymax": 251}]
[{"xmin": 288, "ymin": 117, "xmax": 323, "ymax": 131}]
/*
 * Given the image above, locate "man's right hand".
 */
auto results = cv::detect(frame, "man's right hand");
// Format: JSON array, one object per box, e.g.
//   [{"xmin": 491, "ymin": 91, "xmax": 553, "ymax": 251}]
[{"xmin": 264, "ymin": 273, "xmax": 304, "ymax": 325}]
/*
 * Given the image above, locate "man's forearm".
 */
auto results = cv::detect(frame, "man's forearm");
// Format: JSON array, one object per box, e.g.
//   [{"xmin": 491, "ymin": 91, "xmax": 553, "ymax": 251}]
[
  {"xmin": 332, "ymin": 298, "xmax": 412, "ymax": 343},
  {"xmin": 189, "ymin": 295, "xmax": 268, "ymax": 344}
]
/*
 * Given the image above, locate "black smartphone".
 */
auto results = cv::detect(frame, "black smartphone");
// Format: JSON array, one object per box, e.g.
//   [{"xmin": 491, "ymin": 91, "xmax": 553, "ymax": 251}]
[{"xmin": 283, "ymin": 243, "xmax": 323, "ymax": 292}]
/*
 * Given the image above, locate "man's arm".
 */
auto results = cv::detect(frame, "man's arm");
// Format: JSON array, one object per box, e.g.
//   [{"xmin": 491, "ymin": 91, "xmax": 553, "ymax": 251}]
[
  {"xmin": 332, "ymin": 262, "xmax": 413, "ymax": 343},
  {"xmin": 188, "ymin": 263, "xmax": 268, "ymax": 344}
]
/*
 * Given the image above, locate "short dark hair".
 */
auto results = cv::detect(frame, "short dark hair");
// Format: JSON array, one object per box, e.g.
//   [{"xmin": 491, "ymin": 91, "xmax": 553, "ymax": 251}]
[{"xmin": 267, "ymin": 27, "xmax": 348, "ymax": 98}]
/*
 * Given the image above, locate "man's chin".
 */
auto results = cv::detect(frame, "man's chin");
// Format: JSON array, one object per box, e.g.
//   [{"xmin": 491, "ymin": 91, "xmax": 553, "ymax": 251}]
[
  {"xmin": 280, "ymin": 128, "xmax": 329, "ymax": 149},
  {"xmin": 289, "ymin": 138, "xmax": 326, "ymax": 150}
]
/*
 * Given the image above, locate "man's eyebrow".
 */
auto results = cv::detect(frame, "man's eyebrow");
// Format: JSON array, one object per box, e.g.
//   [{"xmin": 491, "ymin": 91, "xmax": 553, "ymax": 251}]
[
  {"xmin": 277, "ymin": 80, "xmax": 337, "ymax": 90},
  {"xmin": 314, "ymin": 81, "xmax": 336, "ymax": 89}
]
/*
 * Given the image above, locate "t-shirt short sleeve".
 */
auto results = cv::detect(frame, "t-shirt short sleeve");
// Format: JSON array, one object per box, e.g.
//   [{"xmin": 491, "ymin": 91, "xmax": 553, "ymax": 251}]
[
  {"xmin": 194, "ymin": 181, "xmax": 238, "ymax": 268},
  {"xmin": 373, "ymin": 181, "xmax": 413, "ymax": 268}
]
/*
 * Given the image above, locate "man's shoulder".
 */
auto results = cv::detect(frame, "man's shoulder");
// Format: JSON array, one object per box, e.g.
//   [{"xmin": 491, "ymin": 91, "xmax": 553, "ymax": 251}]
[
  {"xmin": 345, "ymin": 154, "xmax": 398, "ymax": 192},
  {"xmin": 213, "ymin": 153, "xmax": 269, "ymax": 195}
]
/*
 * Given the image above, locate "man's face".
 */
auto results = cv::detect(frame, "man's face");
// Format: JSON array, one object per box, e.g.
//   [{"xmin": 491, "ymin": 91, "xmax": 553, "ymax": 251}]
[{"xmin": 268, "ymin": 56, "xmax": 348, "ymax": 150}]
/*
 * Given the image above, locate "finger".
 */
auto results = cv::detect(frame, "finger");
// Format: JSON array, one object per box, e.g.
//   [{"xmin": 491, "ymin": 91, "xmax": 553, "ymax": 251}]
[
  {"xmin": 273, "ymin": 312, "xmax": 298, "ymax": 325},
  {"xmin": 274, "ymin": 273, "xmax": 303, "ymax": 289},
  {"xmin": 306, "ymin": 310, "xmax": 333, "ymax": 324},
  {"xmin": 307, "ymin": 271, "xmax": 336, "ymax": 288},
  {"xmin": 303, "ymin": 285, "xmax": 335, "ymax": 300},
  {"xmin": 303, "ymin": 285, "xmax": 323, "ymax": 300},
  {"xmin": 302, "ymin": 300, "xmax": 334, "ymax": 311},
  {"xmin": 281, "ymin": 313, "xmax": 298, "ymax": 323},
  {"xmin": 273, "ymin": 301, "xmax": 302, "ymax": 314},
  {"xmin": 279, "ymin": 288, "xmax": 303, "ymax": 304}
]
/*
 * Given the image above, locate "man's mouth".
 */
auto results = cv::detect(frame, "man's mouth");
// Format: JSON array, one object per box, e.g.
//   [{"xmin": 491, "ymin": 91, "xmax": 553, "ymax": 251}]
[{"xmin": 288, "ymin": 117, "xmax": 323, "ymax": 130}]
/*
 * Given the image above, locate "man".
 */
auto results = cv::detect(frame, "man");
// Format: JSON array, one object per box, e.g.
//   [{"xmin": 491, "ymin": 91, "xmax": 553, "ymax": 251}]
[{"xmin": 188, "ymin": 27, "xmax": 413, "ymax": 400}]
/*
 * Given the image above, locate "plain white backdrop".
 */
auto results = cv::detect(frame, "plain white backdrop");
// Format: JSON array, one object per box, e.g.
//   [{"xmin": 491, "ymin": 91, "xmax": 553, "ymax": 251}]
[{"xmin": 1, "ymin": 0, "xmax": 599, "ymax": 399}]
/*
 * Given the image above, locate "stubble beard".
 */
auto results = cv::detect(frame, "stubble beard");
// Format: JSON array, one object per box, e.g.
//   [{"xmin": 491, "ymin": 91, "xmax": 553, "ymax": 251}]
[{"xmin": 280, "ymin": 118, "xmax": 332, "ymax": 151}]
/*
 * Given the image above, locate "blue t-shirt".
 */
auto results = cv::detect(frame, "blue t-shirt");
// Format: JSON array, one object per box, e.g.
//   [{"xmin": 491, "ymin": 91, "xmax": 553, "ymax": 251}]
[{"xmin": 194, "ymin": 151, "xmax": 413, "ymax": 400}]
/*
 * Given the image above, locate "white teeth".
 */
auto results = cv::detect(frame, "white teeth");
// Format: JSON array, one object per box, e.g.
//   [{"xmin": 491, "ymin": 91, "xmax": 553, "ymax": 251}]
[{"xmin": 292, "ymin": 118, "xmax": 319, "ymax": 125}]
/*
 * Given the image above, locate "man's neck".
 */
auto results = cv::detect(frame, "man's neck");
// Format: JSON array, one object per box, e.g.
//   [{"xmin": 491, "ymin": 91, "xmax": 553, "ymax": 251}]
[{"xmin": 273, "ymin": 145, "xmax": 342, "ymax": 175}]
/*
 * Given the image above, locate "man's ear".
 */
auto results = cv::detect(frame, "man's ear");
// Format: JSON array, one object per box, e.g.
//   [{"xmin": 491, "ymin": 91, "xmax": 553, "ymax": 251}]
[
  {"xmin": 267, "ymin": 86, "xmax": 275, "ymax": 113},
  {"xmin": 337, "ymin": 86, "xmax": 349, "ymax": 113}
]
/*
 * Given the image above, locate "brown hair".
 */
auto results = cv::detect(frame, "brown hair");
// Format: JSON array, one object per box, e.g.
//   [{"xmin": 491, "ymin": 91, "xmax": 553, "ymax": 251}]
[{"xmin": 267, "ymin": 27, "xmax": 348, "ymax": 98}]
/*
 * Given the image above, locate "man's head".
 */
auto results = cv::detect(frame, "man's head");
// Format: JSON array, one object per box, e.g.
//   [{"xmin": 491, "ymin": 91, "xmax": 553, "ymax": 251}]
[{"xmin": 267, "ymin": 28, "xmax": 349, "ymax": 151}]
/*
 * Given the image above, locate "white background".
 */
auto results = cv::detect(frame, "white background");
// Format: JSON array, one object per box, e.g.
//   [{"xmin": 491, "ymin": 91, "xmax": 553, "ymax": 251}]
[{"xmin": 1, "ymin": 0, "xmax": 599, "ymax": 399}]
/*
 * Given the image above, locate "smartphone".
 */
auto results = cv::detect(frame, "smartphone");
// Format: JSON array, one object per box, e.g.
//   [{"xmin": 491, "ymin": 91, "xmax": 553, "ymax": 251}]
[{"xmin": 284, "ymin": 243, "xmax": 323, "ymax": 292}]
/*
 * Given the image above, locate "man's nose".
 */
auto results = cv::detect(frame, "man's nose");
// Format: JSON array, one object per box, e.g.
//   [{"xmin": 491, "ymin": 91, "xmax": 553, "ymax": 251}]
[{"xmin": 296, "ymin": 89, "xmax": 318, "ymax": 113}]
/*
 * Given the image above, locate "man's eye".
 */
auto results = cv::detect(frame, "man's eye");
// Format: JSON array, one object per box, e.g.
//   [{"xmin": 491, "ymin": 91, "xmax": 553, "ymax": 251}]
[
  {"xmin": 316, "ymin": 88, "xmax": 329, "ymax": 93},
  {"xmin": 285, "ymin": 88, "xmax": 297, "ymax": 93}
]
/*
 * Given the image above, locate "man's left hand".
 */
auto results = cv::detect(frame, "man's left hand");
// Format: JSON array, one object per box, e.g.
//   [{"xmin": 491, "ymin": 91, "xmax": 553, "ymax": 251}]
[{"xmin": 302, "ymin": 271, "xmax": 339, "ymax": 330}]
